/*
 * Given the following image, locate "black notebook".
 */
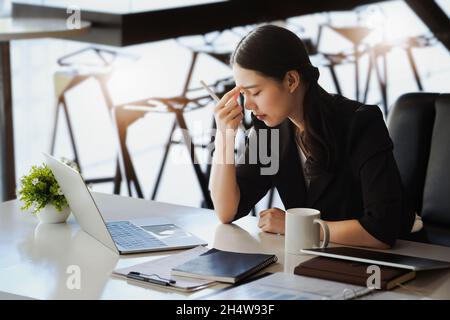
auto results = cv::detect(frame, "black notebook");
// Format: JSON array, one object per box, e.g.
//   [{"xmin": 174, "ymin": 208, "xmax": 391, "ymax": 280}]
[{"xmin": 171, "ymin": 248, "xmax": 278, "ymax": 283}]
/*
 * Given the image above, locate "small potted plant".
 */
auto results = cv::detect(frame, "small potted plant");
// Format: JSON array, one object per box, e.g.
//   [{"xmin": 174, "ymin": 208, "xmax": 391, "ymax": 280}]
[{"xmin": 17, "ymin": 159, "xmax": 76, "ymax": 223}]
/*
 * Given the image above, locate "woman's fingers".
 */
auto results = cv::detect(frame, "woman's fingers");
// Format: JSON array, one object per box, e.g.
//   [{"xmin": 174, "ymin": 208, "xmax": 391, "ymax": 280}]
[
  {"xmin": 259, "ymin": 210, "xmax": 268, "ymax": 217},
  {"xmin": 258, "ymin": 208, "xmax": 284, "ymax": 233},
  {"xmin": 224, "ymin": 96, "xmax": 238, "ymax": 108},
  {"xmin": 214, "ymin": 86, "xmax": 241, "ymax": 113},
  {"xmin": 224, "ymin": 105, "xmax": 243, "ymax": 122},
  {"xmin": 217, "ymin": 102, "xmax": 242, "ymax": 131},
  {"xmin": 258, "ymin": 211, "xmax": 271, "ymax": 226},
  {"xmin": 258, "ymin": 209, "xmax": 286, "ymax": 234},
  {"xmin": 258, "ymin": 216, "xmax": 273, "ymax": 233},
  {"xmin": 218, "ymin": 100, "xmax": 240, "ymax": 119},
  {"xmin": 258, "ymin": 220, "xmax": 264, "ymax": 228},
  {"xmin": 213, "ymin": 86, "xmax": 243, "ymax": 132},
  {"xmin": 260, "ymin": 208, "xmax": 276, "ymax": 217},
  {"xmin": 229, "ymin": 112, "xmax": 244, "ymax": 127}
]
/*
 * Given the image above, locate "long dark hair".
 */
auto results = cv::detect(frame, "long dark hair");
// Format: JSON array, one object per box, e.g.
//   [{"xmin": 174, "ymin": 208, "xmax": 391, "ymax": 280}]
[{"xmin": 230, "ymin": 24, "xmax": 337, "ymax": 178}]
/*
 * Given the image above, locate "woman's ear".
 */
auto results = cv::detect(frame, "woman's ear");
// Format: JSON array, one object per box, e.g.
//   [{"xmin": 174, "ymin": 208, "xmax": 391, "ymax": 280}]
[{"xmin": 285, "ymin": 70, "xmax": 300, "ymax": 93}]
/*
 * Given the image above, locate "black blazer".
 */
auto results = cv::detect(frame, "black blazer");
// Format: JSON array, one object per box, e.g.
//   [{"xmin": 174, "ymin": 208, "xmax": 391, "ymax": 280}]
[{"xmin": 233, "ymin": 92, "xmax": 415, "ymax": 246}]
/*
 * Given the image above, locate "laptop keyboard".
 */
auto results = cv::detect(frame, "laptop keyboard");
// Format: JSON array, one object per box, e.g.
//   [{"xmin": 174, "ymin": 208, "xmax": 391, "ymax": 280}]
[{"xmin": 106, "ymin": 221, "xmax": 167, "ymax": 250}]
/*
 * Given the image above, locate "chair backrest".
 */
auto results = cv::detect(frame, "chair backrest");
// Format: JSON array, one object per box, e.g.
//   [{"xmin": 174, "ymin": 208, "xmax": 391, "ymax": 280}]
[{"xmin": 387, "ymin": 93, "xmax": 450, "ymax": 229}]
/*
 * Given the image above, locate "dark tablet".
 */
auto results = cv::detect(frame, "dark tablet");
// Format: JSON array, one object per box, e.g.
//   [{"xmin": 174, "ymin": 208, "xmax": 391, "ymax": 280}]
[{"xmin": 301, "ymin": 246, "xmax": 450, "ymax": 271}]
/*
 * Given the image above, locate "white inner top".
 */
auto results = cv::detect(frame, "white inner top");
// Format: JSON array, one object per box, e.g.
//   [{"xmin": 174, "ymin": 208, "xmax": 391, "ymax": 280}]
[{"xmin": 295, "ymin": 141, "xmax": 310, "ymax": 189}]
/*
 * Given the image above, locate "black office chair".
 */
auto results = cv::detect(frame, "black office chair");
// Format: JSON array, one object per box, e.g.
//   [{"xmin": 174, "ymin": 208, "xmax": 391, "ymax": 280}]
[{"xmin": 387, "ymin": 92, "xmax": 450, "ymax": 246}]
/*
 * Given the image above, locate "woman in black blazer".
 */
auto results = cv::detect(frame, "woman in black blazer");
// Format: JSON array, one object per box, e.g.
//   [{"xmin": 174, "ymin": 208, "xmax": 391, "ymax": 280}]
[{"xmin": 209, "ymin": 25, "xmax": 415, "ymax": 248}]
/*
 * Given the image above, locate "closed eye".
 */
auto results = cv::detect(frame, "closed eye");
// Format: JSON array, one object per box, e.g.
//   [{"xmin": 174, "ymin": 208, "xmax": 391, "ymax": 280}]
[{"xmin": 252, "ymin": 91, "xmax": 261, "ymax": 97}]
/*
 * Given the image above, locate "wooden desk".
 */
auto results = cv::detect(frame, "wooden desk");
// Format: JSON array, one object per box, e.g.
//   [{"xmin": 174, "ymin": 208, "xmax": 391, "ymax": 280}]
[
  {"xmin": 0, "ymin": 192, "xmax": 449, "ymax": 299},
  {"xmin": 0, "ymin": 17, "xmax": 90, "ymax": 201}
]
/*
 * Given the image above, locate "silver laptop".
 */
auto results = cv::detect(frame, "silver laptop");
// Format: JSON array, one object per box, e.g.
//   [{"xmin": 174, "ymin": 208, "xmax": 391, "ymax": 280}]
[{"xmin": 44, "ymin": 153, "xmax": 207, "ymax": 255}]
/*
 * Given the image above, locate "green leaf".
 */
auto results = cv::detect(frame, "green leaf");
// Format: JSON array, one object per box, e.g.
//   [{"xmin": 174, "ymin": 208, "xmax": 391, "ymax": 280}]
[{"xmin": 17, "ymin": 163, "xmax": 69, "ymax": 215}]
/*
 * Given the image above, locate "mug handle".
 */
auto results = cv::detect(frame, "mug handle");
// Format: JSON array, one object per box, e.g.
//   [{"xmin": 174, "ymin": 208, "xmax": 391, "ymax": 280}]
[{"xmin": 314, "ymin": 218, "xmax": 330, "ymax": 248}]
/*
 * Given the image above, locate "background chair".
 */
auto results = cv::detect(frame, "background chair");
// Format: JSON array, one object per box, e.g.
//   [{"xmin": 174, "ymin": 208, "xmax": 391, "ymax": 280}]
[
  {"xmin": 50, "ymin": 46, "xmax": 138, "ymax": 193},
  {"xmin": 364, "ymin": 34, "xmax": 438, "ymax": 115},
  {"xmin": 112, "ymin": 29, "xmax": 251, "ymax": 209},
  {"xmin": 387, "ymin": 92, "xmax": 450, "ymax": 246},
  {"xmin": 316, "ymin": 24, "xmax": 373, "ymax": 102},
  {"xmin": 112, "ymin": 92, "xmax": 215, "ymax": 208}
]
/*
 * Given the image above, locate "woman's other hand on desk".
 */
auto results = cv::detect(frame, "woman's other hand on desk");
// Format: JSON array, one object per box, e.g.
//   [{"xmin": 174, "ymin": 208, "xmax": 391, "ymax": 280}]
[
  {"xmin": 258, "ymin": 207, "xmax": 286, "ymax": 234},
  {"xmin": 257, "ymin": 209, "xmax": 391, "ymax": 249}
]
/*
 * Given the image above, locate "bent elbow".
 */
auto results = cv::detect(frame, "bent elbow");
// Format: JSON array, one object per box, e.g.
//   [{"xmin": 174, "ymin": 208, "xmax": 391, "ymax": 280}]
[
  {"xmin": 374, "ymin": 243, "xmax": 392, "ymax": 250},
  {"xmin": 212, "ymin": 198, "xmax": 239, "ymax": 225},
  {"xmin": 217, "ymin": 209, "xmax": 237, "ymax": 224},
  {"xmin": 369, "ymin": 239, "xmax": 392, "ymax": 250},
  {"xmin": 213, "ymin": 208, "xmax": 236, "ymax": 224},
  {"xmin": 218, "ymin": 216, "xmax": 234, "ymax": 224}
]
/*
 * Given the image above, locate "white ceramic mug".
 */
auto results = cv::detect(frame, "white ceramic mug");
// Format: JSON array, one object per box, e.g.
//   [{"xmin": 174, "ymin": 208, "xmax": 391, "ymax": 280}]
[{"xmin": 285, "ymin": 208, "xmax": 330, "ymax": 254}]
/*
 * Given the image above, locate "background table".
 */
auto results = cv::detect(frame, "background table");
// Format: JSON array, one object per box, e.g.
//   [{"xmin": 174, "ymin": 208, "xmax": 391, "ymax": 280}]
[
  {"xmin": 1, "ymin": 192, "xmax": 449, "ymax": 299},
  {"xmin": 0, "ymin": 17, "xmax": 90, "ymax": 201},
  {"xmin": 11, "ymin": 0, "xmax": 386, "ymax": 46},
  {"xmin": 12, "ymin": 1, "xmax": 450, "ymax": 49}
]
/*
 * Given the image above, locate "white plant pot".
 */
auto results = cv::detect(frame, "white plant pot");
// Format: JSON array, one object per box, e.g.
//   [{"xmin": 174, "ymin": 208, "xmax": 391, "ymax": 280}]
[{"xmin": 36, "ymin": 205, "xmax": 71, "ymax": 224}]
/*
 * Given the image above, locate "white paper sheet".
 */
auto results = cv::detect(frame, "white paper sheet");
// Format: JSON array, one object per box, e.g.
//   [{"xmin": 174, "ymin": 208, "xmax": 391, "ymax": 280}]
[{"xmin": 205, "ymin": 272, "xmax": 430, "ymax": 300}]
